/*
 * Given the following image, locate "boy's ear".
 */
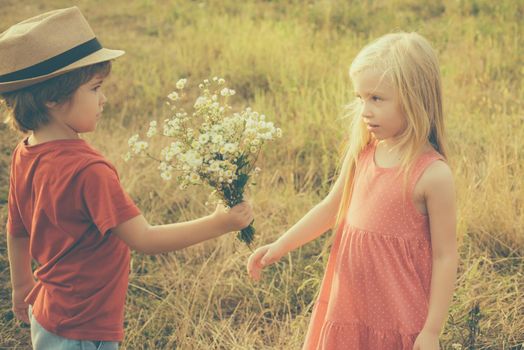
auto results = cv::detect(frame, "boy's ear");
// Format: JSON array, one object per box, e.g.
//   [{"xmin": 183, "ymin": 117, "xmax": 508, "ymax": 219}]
[{"xmin": 45, "ymin": 101, "xmax": 58, "ymax": 109}]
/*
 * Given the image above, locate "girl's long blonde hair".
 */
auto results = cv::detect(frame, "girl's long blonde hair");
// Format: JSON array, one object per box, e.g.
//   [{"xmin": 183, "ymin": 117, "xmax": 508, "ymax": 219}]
[{"xmin": 334, "ymin": 32, "xmax": 448, "ymax": 230}]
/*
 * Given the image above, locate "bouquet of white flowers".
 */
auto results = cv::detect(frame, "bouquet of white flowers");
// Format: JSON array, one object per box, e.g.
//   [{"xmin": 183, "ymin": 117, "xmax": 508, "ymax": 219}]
[{"xmin": 125, "ymin": 77, "xmax": 281, "ymax": 246}]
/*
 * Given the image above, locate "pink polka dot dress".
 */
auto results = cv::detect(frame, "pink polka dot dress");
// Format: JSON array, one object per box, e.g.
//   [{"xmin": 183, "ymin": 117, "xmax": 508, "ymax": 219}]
[{"xmin": 303, "ymin": 139, "xmax": 445, "ymax": 349}]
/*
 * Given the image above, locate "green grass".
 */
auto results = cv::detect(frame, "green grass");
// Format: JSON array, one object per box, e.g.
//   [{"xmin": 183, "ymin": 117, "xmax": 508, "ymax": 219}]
[{"xmin": 0, "ymin": 0, "xmax": 522, "ymax": 349}]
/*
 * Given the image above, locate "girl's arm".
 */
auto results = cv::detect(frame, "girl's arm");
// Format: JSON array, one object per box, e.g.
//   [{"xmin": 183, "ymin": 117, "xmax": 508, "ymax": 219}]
[
  {"xmin": 415, "ymin": 161, "xmax": 459, "ymax": 346},
  {"xmin": 7, "ymin": 234, "xmax": 35, "ymax": 324},
  {"xmin": 113, "ymin": 202, "xmax": 253, "ymax": 254},
  {"xmin": 247, "ymin": 150, "xmax": 352, "ymax": 280}
]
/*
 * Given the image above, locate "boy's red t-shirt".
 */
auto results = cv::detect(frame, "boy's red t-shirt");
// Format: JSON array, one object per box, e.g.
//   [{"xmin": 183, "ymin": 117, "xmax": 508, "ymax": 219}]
[{"xmin": 6, "ymin": 137, "xmax": 141, "ymax": 342}]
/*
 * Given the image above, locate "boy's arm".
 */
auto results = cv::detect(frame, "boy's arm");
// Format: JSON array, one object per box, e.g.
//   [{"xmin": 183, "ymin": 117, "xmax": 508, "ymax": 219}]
[
  {"xmin": 7, "ymin": 234, "xmax": 35, "ymax": 324},
  {"xmin": 112, "ymin": 202, "xmax": 253, "ymax": 254},
  {"xmin": 420, "ymin": 161, "xmax": 459, "ymax": 336}
]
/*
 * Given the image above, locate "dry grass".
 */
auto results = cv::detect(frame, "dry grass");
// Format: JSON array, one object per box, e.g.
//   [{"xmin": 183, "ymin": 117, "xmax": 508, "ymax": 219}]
[{"xmin": 0, "ymin": 0, "xmax": 522, "ymax": 349}]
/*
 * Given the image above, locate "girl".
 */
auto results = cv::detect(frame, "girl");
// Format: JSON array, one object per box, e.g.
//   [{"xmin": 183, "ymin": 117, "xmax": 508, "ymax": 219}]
[{"xmin": 247, "ymin": 32, "xmax": 458, "ymax": 350}]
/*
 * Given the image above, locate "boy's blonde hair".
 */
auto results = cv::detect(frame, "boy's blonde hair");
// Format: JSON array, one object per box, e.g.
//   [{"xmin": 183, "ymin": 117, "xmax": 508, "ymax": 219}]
[
  {"xmin": 1, "ymin": 61, "xmax": 111, "ymax": 133},
  {"xmin": 335, "ymin": 32, "xmax": 447, "ymax": 230}
]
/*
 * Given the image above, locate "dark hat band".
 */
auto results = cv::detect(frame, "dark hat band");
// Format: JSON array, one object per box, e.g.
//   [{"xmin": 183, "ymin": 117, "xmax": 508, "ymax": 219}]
[{"xmin": 0, "ymin": 37, "xmax": 102, "ymax": 83}]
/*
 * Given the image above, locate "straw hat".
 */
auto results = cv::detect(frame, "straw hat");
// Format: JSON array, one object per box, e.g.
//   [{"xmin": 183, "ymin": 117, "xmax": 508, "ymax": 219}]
[{"xmin": 0, "ymin": 6, "xmax": 124, "ymax": 93}]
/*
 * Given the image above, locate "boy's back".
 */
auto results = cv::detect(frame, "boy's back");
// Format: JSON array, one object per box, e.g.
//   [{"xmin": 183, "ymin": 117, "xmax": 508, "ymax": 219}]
[{"xmin": 8, "ymin": 136, "xmax": 140, "ymax": 341}]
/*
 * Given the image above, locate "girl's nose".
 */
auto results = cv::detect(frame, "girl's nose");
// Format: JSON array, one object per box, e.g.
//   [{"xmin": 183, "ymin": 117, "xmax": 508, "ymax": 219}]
[
  {"xmin": 100, "ymin": 92, "xmax": 107, "ymax": 105},
  {"xmin": 361, "ymin": 102, "xmax": 373, "ymax": 117}
]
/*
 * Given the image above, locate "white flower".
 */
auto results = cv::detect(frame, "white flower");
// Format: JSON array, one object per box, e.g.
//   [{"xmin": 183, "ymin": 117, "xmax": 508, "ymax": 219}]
[
  {"xmin": 146, "ymin": 120, "xmax": 157, "ymax": 138},
  {"xmin": 191, "ymin": 140, "xmax": 201, "ymax": 150},
  {"xmin": 128, "ymin": 134, "xmax": 149, "ymax": 155},
  {"xmin": 183, "ymin": 150, "xmax": 203, "ymax": 168},
  {"xmin": 161, "ymin": 172, "xmax": 172, "ymax": 181},
  {"xmin": 168, "ymin": 91, "xmax": 179, "ymax": 101},
  {"xmin": 125, "ymin": 77, "xmax": 282, "ymax": 207},
  {"xmin": 211, "ymin": 134, "xmax": 224, "ymax": 145},
  {"xmin": 259, "ymin": 132, "xmax": 274, "ymax": 140},
  {"xmin": 194, "ymin": 96, "xmax": 208, "ymax": 109},
  {"xmin": 189, "ymin": 172, "xmax": 200, "ymax": 184},
  {"xmin": 224, "ymin": 142, "xmax": 237, "ymax": 153},
  {"xmin": 199, "ymin": 133, "xmax": 210, "ymax": 144},
  {"xmin": 134, "ymin": 141, "xmax": 148, "ymax": 154},
  {"xmin": 209, "ymin": 161, "xmax": 220, "ymax": 172},
  {"xmin": 128, "ymin": 134, "xmax": 139, "ymax": 147},
  {"xmin": 220, "ymin": 88, "xmax": 235, "ymax": 97},
  {"xmin": 176, "ymin": 78, "xmax": 187, "ymax": 90},
  {"xmin": 158, "ymin": 162, "xmax": 172, "ymax": 172},
  {"xmin": 159, "ymin": 162, "xmax": 174, "ymax": 181}
]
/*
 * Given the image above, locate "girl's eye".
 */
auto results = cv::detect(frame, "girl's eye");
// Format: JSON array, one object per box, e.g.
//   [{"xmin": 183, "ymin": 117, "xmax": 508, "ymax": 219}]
[
  {"xmin": 372, "ymin": 96, "xmax": 382, "ymax": 101},
  {"xmin": 92, "ymin": 86, "xmax": 101, "ymax": 92}
]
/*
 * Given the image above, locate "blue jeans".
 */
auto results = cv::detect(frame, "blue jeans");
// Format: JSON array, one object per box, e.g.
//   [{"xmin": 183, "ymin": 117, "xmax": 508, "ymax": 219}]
[{"xmin": 29, "ymin": 305, "xmax": 119, "ymax": 350}]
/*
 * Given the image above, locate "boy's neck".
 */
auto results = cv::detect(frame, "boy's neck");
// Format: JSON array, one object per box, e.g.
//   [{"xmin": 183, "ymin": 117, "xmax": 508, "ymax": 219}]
[{"xmin": 28, "ymin": 122, "xmax": 80, "ymax": 146}]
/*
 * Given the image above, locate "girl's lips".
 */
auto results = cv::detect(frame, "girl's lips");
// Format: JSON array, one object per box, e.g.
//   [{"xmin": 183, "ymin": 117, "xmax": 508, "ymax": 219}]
[{"xmin": 366, "ymin": 124, "xmax": 379, "ymax": 129}]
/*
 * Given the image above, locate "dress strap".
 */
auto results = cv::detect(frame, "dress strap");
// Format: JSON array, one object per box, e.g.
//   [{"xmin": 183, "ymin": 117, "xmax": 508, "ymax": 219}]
[{"xmin": 407, "ymin": 150, "xmax": 446, "ymax": 202}]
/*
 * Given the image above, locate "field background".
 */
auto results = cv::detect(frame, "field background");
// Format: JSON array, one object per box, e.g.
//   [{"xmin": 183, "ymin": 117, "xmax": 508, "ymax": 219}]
[{"xmin": 0, "ymin": 0, "xmax": 522, "ymax": 349}]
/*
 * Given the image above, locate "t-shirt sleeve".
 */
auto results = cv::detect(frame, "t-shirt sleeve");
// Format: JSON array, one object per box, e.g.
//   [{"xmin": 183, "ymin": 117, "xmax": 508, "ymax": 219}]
[
  {"xmin": 79, "ymin": 162, "xmax": 141, "ymax": 236},
  {"xmin": 6, "ymin": 162, "xmax": 28, "ymax": 237}
]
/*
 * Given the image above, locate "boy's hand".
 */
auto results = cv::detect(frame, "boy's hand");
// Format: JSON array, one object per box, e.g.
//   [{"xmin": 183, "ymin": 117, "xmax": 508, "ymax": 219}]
[
  {"xmin": 213, "ymin": 201, "xmax": 254, "ymax": 232},
  {"xmin": 12, "ymin": 281, "xmax": 34, "ymax": 324},
  {"xmin": 247, "ymin": 242, "xmax": 286, "ymax": 281}
]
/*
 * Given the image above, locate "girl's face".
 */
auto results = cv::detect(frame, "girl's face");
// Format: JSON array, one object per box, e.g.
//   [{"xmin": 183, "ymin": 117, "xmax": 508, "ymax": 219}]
[
  {"xmin": 52, "ymin": 75, "xmax": 107, "ymax": 133},
  {"xmin": 352, "ymin": 69, "xmax": 407, "ymax": 143}
]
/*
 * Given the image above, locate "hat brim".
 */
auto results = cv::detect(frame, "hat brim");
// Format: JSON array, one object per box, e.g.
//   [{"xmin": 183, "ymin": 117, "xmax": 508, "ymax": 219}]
[{"xmin": 0, "ymin": 48, "xmax": 124, "ymax": 93}]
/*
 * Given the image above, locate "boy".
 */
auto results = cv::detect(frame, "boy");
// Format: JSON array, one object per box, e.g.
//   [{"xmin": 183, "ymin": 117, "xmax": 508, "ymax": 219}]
[{"xmin": 1, "ymin": 7, "xmax": 253, "ymax": 349}]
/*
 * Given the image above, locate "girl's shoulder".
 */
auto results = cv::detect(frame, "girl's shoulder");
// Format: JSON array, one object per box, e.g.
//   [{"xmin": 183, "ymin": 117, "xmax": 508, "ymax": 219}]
[{"xmin": 417, "ymin": 155, "xmax": 454, "ymax": 198}]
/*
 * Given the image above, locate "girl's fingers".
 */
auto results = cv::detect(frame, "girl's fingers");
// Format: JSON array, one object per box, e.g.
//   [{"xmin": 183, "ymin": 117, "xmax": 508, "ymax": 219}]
[
  {"xmin": 261, "ymin": 249, "xmax": 275, "ymax": 266},
  {"xmin": 247, "ymin": 248, "xmax": 268, "ymax": 280},
  {"xmin": 247, "ymin": 251, "xmax": 261, "ymax": 272},
  {"xmin": 250, "ymin": 265, "xmax": 260, "ymax": 281},
  {"xmin": 247, "ymin": 261, "xmax": 261, "ymax": 280}
]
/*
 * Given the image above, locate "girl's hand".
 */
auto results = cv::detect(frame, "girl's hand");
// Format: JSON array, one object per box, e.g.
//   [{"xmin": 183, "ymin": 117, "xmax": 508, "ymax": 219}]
[
  {"xmin": 12, "ymin": 281, "xmax": 34, "ymax": 324},
  {"xmin": 247, "ymin": 242, "xmax": 286, "ymax": 281},
  {"xmin": 213, "ymin": 201, "xmax": 254, "ymax": 232},
  {"xmin": 413, "ymin": 329, "xmax": 440, "ymax": 350}
]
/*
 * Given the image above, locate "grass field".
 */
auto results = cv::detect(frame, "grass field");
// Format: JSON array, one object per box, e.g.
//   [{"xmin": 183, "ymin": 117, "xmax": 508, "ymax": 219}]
[{"xmin": 0, "ymin": 0, "xmax": 522, "ymax": 349}]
